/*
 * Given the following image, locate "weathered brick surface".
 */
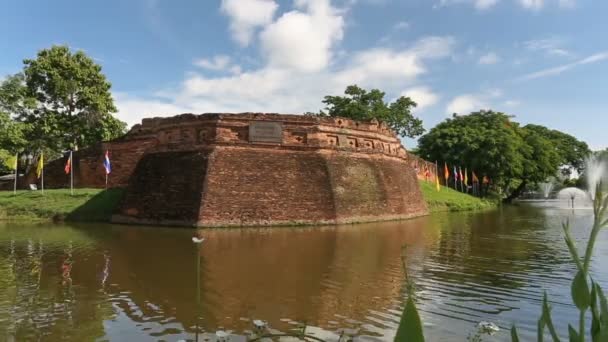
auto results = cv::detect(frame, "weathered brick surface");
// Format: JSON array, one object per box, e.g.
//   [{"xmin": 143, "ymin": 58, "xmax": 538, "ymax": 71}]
[
  {"xmin": 113, "ymin": 151, "xmax": 209, "ymax": 226},
  {"xmin": 29, "ymin": 113, "xmax": 427, "ymax": 227},
  {"xmin": 198, "ymin": 146, "xmax": 336, "ymax": 226}
]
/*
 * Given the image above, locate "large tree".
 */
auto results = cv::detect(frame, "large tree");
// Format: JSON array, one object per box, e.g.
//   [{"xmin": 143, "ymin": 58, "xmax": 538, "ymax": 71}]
[
  {"xmin": 318, "ymin": 85, "xmax": 425, "ymax": 138},
  {"xmin": 523, "ymin": 124, "xmax": 590, "ymax": 176},
  {"xmin": 20, "ymin": 45, "xmax": 126, "ymax": 152},
  {"xmin": 417, "ymin": 110, "xmax": 576, "ymax": 201}
]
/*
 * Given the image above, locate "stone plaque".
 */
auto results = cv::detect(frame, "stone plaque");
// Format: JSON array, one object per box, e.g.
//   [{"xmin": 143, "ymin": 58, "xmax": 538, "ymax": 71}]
[{"xmin": 249, "ymin": 121, "xmax": 283, "ymax": 143}]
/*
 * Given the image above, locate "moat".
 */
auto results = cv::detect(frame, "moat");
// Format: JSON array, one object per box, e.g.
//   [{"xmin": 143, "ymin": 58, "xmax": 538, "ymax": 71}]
[{"xmin": 1, "ymin": 204, "xmax": 606, "ymax": 341}]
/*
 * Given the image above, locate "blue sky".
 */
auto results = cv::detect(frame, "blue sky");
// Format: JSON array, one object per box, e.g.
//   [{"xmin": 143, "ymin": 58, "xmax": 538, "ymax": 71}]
[{"xmin": 1, "ymin": 0, "xmax": 606, "ymax": 150}]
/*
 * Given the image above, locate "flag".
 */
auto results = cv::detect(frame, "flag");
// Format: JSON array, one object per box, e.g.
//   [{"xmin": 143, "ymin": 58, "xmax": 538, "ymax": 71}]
[
  {"xmin": 459, "ymin": 167, "xmax": 464, "ymax": 183},
  {"xmin": 453, "ymin": 166, "xmax": 458, "ymax": 181},
  {"xmin": 5, "ymin": 155, "xmax": 17, "ymax": 171},
  {"xmin": 424, "ymin": 164, "xmax": 430, "ymax": 180},
  {"xmin": 482, "ymin": 175, "xmax": 489, "ymax": 184},
  {"xmin": 472, "ymin": 171, "xmax": 479, "ymax": 183},
  {"xmin": 36, "ymin": 153, "xmax": 44, "ymax": 179},
  {"xmin": 444, "ymin": 162, "xmax": 449, "ymax": 182},
  {"xmin": 64, "ymin": 152, "xmax": 72, "ymax": 174},
  {"xmin": 464, "ymin": 168, "xmax": 468, "ymax": 186},
  {"xmin": 103, "ymin": 150, "xmax": 111, "ymax": 174},
  {"xmin": 435, "ymin": 172, "xmax": 441, "ymax": 191}
]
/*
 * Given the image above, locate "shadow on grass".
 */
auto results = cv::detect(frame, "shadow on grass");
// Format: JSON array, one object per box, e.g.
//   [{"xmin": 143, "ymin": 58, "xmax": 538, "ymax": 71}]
[{"xmin": 66, "ymin": 188, "xmax": 125, "ymax": 222}]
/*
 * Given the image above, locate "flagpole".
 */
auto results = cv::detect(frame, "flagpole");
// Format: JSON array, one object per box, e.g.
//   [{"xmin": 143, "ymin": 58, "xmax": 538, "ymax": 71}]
[
  {"xmin": 105, "ymin": 173, "xmax": 108, "ymax": 190},
  {"xmin": 70, "ymin": 151, "xmax": 74, "ymax": 196},
  {"xmin": 13, "ymin": 153, "xmax": 18, "ymax": 195},
  {"xmin": 41, "ymin": 154, "xmax": 44, "ymax": 195}
]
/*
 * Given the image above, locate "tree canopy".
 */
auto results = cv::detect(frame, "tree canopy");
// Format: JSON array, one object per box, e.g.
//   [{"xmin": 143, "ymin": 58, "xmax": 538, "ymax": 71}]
[
  {"xmin": 0, "ymin": 45, "xmax": 126, "ymax": 172},
  {"xmin": 416, "ymin": 110, "xmax": 588, "ymax": 201},
  {"xmin": 318, "ymin": 85, "xmax": 425, "ymax": 138},
  {"xmin": 21, "ymin": 45, "xmax": 126, "ymax": 151}
]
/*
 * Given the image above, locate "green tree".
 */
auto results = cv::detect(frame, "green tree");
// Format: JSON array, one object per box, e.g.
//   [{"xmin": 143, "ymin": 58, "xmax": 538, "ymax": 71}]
[
  {"xmin": 523, "ymin": 124, "xmax": 590, "ymax": 176},
  {"xmin": 21, "ymin": 45, "xmax": 126, "ymax": 152},
  {"xmin": 417, "ymin": 111, "xmax": 525, "ymax": 189},
  {"xmin": 0, "ymin": 75, "xmax": 33, "ymax": 172},
  {"xmin": 319, "ymin": 85, "xmax": 425, "ymax": 138},
  {"xmin": 417, "ymin": 110, "xmax": 570, "ymax": 201}
]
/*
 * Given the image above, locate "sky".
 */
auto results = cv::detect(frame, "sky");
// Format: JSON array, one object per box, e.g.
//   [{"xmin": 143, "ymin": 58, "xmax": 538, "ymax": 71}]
[{"xmin": 1, "ymin": 0, "xmax": 607, "ymax": 150}]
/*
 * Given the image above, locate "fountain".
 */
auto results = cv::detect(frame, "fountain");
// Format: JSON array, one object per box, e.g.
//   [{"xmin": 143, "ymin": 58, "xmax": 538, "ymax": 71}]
[
  {"xmin": 555, "ymin": 155, "xmax": 607, "ymax": 209},
  {"xmin": 557, "ymin": 187, "xmax": 591, "ymax": 209},
  {"xmin": 585, "ymin": 154, "xmax": 607, "ymax": 201},
  {"xmin": 539, "ymin": 182, "xmax": 554, "ymax": 199}
]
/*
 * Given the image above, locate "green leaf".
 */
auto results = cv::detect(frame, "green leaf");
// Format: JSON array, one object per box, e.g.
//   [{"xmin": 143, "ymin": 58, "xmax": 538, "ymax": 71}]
[
  {"xmin": 511, "ymin": 325, "xmax": 520, "ymax": 342},
  {"xmin": 395, "ymin": 296, "xmax": 425, "ymax": 342},
  {"xmin": 597, "ymin": 284, "xmax": 608, "ymax": 326},
  {"xmin": 538, "ymin": 314, "xmax": 546, "ymax": 342},
  {"xmin": 568, "ymin": 325, "xmax": 580, "ymax": 342},
  {"xmin": 572, "ymin": 271, "xmax": 591, "ymax": 310},
  {"xmin": 542, "ymin": 292, "xmax": 562, "ymax": 342},
  {"xmin": 591, "ymin": 281, "xmax": 601, "ymax": 341},
  {"xmin": 563, "ymin": 221, "xmax": 583, "ymax": 272}
]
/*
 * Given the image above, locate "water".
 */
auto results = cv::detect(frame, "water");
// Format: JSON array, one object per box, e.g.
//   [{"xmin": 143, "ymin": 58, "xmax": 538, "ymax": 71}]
[{"xmin": 1, "ymin": 205, "xmax": 607, "ymax": 341}]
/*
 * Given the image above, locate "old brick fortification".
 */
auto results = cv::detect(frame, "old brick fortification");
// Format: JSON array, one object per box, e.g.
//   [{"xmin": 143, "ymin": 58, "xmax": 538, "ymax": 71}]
[{"xmin": 38, "ymin": 113, "xmax": 428, "ymax": 227}]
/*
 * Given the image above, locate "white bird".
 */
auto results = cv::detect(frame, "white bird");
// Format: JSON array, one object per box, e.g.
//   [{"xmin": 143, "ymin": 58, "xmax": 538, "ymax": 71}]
[
  {"xmin": 192, "ymin": 237, "xmax": 205, "ymax": 244},
  {"xmin": 216, "ymin": 330, "xmax": 229, "ymax": 341},
  {"xmin": 253, "ymin": 319, "xmax": 267, "ymax": 330},
  {"xmin": 477, "ymin": 321, "xmax": 500, "ymax": 335}
]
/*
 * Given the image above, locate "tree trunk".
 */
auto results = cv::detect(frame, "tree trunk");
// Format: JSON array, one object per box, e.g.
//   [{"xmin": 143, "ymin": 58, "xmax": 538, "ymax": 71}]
[{"xmin": 504, "ymin": 180, "xmax": 527, "ymax": 203}]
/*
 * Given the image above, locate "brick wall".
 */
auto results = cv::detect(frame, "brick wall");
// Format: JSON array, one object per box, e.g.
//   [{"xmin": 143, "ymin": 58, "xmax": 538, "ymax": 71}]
[
  {"xmin": 113, "ymin": 145, "xmax": 427, "ymax": 227},
  {"xmin": 21, "ymin": 113, "xmax": 429, "ymax": 227},
  {"xmin": 113, "ymin": 151, "xmax": 209, "ymax": 226},
  {"xmin": 198, "ymin": 146, "xmax": 336, "ymax": 226}
]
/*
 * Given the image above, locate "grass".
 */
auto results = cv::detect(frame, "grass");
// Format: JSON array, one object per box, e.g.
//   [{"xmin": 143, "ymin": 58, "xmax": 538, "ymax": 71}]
[
  {"xmin": 419, "ymin": 181, "xmax": 497, "ymax": 212},
  {"xmin": 0, "ymin": 188, "xmax": 124, "ymax": 222},
  {"xmin": 0, "ymin": 182, "xmax": 493, "ymax": 223}
]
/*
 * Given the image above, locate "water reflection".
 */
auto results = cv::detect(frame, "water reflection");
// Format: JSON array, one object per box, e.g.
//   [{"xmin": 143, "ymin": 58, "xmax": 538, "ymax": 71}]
[{"xmin": 0, "ymin": 205, "xmax": 606, "ymax": 341}]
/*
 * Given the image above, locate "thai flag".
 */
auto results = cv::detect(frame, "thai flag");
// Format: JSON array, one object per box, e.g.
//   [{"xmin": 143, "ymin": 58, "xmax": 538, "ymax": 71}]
[{"xmin": 103, "ymin": 150, "xmax": 111, "ymax": 175}]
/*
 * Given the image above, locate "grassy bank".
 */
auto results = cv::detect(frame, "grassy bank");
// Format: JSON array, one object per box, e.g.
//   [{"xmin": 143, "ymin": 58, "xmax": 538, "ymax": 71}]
[
  {"xmin": 419, "ymin": 181, "xmax": 496, "ymax": 212},
  {"xmin": 0, "ymin": 188, "xmax": 124, "ymax": 222},
  {"xmin": 0, "ymin": 182, "xmax": 494, "ymax": 223}
]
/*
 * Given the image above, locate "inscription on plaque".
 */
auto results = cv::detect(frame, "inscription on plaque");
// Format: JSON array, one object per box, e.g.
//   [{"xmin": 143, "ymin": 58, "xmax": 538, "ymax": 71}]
[{"xmin": 249, "ymin": 121, "xmax": 283, "ymax": 143}]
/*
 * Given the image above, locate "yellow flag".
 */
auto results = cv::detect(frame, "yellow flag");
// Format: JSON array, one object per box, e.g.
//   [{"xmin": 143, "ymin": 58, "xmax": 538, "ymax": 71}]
[
  {"xmin": 436, "ymin": 173, "xmax": 441, "ymax": 191},
  {"xmin": 5, "ymin": 155, "xmax": 17, "ymax": 171},
  {"xmin": 36, "ymin": 153, "xmax": 44, "ymax": 178}
]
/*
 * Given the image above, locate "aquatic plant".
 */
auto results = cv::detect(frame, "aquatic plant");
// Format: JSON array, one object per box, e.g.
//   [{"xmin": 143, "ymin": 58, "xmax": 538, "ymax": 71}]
[{"xmin": 511, "ymin": 183, "xmax": 608, "ymax": 341}]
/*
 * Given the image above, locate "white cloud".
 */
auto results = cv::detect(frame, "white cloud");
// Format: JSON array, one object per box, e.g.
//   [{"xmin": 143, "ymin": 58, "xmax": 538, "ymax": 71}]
[
  {"xmin": 115, "ymin": 35, "xmax": 454, "ymax": 127},
  {"xmin": 558, "ymin": 0, "xmax": 576, "ymax": 8},
  {"xmin": 114, "ymin": 2, "xmax": 455, "ymax": 128},
  {"xmin": 475, "ymin": 0, "xmax": 500, "ymax": 9},
  {"xmin": 524, "ymin": 37, "xmax": 572, "ymax": 57},
  {"xmin": 260, "ymin": 0, "xmax": 344, "ymax": 72},
  {"xmin": 436, "ymin": 0, "xmax": 500, "ymax": 10},
  {"xmin": 504, "ymin": 100, "xmax": 521, "ymax": 106},
  {"xmin": 445, "ymin": 88, "xmax": 504, "ymax": 114},
  {"xmin": 437, "ymin": 0, "xmax": 574, "ymax": 10},
  {"xmin": 114, "ymin": 92, "xmax": 194, "ymax": 128},
  {"xmin": 401, "ymin": 87, "xmax": 440, "ymax": 109},
  {"xmin": 393, "ymin": 21, "xmax": 410, "ymax": 30},
  {"xmin": 478, "ymin": 52, "xmax": 500, "ymax": 65},
  {"xmin": 446, "ymin": 94, "xmax": 487, "ymax": 114},
  {"xmin": 519, "ymin": 0, "xmax": 544, "ymax": 9},
  {"xmin": 517, "ymin": 51, "xmax": 608, "ymax": 81},
  {"xmin": 193, "ymin": 55, "xmax": 241, "ymax": 74},
  {"xmin": 220, "ymin": 0, "xmax": 278, "ymax": 46}
]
